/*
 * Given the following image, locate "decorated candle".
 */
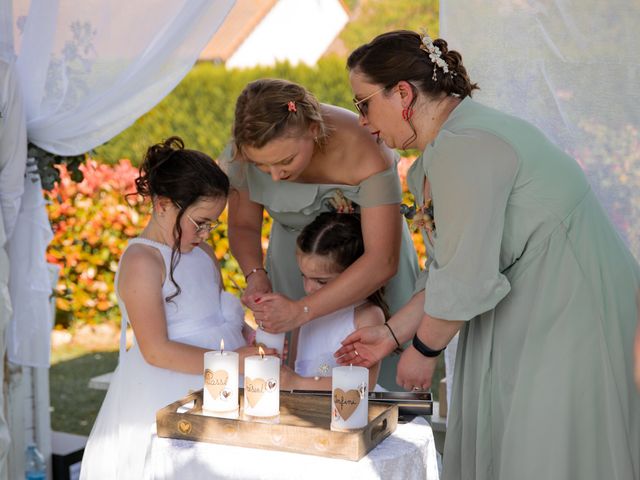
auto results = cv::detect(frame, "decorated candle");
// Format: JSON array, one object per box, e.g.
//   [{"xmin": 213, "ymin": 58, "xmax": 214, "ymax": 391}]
[
  {"xmin": 255, "ymin": 329, "xmax": 285, "ymax": 358},
  {"xmin": 203, "ymin": 339, "xmax": 239, "ymax": 413},
  {"xmin": 331, "ymin": 365, "xmax": 369, "ymax": 430},
  {"xmin": 243, "ymin": 347, "xmax": 280, "ymax": 417}
]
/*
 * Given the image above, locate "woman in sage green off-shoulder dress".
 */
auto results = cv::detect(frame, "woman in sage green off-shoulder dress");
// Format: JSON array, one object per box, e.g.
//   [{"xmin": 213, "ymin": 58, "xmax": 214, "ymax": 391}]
[
  {"xmin": 338, "ymin": 30, "xmax": 640, "ymax": 480},
  {"xmin": 223, "ymin": 78, "xmax": 418, "ymax": 390}
]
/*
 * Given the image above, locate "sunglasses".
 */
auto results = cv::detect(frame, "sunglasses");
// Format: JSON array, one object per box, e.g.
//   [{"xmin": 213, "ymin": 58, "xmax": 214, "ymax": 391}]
[{"xmin": 352, "ymin": 87, "xmax": 385, "ymax": 117}]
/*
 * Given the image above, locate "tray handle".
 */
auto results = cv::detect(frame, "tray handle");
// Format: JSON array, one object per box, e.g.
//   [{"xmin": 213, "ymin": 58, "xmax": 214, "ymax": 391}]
[{"xmin": 369, "ymin": 417, "xmax": 388, "ymax": 443}]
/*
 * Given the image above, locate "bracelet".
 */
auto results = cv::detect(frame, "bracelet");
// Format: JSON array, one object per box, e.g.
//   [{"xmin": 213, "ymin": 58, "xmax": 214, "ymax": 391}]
[
  {"xmin": 245, "ymin": 267, "xmax": 267, "ymax": 281},
  {"xmin": 412, "ymin": 334, "xmax": 444, "ymax": 358},
  {"xmin": 384, "ymin": 322, "xmax": 401, "ymax": 349}
]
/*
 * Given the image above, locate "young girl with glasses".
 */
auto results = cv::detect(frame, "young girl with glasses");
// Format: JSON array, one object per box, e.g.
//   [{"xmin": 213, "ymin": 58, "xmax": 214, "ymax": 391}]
[
  {"xmin": 279, "ymin": 212, "xmax": 385, "ymax": 391},
  {"xmin": 80, "ymin": 137, "xmax": 275, "ymax": 480}
]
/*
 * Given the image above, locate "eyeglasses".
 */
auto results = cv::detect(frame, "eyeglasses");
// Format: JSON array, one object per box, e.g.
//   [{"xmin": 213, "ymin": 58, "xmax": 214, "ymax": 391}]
[
  {"xmin": 352, "ymin": 87, "xmax": 385, "ymax": 117},
  {"xmin": 174, "ymin": 201, "xmax": 219, "ymax": 235},
  {"xmin": 185, "ymin": 213, "xmax": 219, "ymax": 235}
]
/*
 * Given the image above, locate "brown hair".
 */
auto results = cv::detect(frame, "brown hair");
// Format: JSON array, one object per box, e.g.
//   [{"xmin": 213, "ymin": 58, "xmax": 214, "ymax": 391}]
[
  {"xmin": 232, "ymin": 79, "xmax": 331, "ymax": 155},
  {"xmin": 134, "ymin": 136, "xmax": 229, "ymax": 302},
  {"xmin": 347, "ymin": 30, "xmax": 478, "ymax": 100},
  {"xmin": 297, "ymin": 212, "xmax": 390, "ymax": 320}
]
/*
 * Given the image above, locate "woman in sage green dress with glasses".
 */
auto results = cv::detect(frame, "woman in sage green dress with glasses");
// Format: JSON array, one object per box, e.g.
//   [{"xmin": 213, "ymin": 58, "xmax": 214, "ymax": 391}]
[
  {"xmin": 337, "ymin": 30, "xmax": 640, "ymax": 480},
  {"xmin": 221, "ymin": 78, "xmax": 419, "ymax": 389}
]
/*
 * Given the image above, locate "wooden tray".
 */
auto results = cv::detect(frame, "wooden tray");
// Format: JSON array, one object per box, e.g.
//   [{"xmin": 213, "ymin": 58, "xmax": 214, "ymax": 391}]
[{"xmin": 156, "ymin": 388, "xmax": 398, "ymax": 461}]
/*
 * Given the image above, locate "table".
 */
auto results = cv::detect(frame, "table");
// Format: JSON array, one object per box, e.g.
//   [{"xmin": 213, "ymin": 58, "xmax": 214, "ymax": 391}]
[{"xmin": 143, "ymin": 417, "xmax": 440, "ymax": 479}]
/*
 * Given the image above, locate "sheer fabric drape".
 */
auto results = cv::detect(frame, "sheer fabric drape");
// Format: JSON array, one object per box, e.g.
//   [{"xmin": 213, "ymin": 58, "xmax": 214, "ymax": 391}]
[
  {"xmin": 441, "ymin": 0, "xmax": 640, "ymax": 261},
  {"xmin": 2, "ymin": 0, "xmax": 235, "ymax": 367}
]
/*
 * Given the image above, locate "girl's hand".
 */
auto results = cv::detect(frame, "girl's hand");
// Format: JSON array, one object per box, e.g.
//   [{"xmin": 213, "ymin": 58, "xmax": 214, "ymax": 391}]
[
  {"xmin": 335, "ymin": 325, "xmax": 395, "ymax": 368},
  {"xmin": 234, "ymin": 345, "xmax": 278, "ymax": 364},
  {"xmin": 279, "ymin": 364, "xmax": 303, "ymax": 391},
  {"xmin": 252, "ymin": 293, "xmax": 302, "ymax": 333},
  {"xmin": 396, "ymin": 346, "xmax": 438, "ymax": 391},
  {"xmin": 241, "ymin": 270, "xmax": 272, "ymax": 310}
]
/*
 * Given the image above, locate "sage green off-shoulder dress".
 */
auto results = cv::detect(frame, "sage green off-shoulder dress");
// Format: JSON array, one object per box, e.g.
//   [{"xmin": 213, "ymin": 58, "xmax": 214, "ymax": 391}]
[
  {"xmin": 407, "ymin": 97, "xmax": 640, "ymax": 480},
  {"xmin": 222, "ymin": 150, "xmax": 419, "ymax": 390}
]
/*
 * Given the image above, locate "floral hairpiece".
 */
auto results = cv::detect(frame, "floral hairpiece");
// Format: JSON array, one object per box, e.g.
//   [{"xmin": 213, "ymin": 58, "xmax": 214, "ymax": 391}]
[
  {"xmin": 326, "ymin": 189, "xmax": 356, "ymax": 214},
  {"xmin": 419, "ymin": 29, "xmax": 450, "ymax": 81},
  {"xmin": 287, "ymin": 100, "xmax": 297, "ymax": 113}
]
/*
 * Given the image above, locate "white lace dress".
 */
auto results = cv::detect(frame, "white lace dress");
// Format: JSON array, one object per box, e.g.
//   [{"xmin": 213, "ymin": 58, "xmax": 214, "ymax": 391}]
[{"xmin": 80, "ymin": 238, "xmax": 246, "ymax": 480}]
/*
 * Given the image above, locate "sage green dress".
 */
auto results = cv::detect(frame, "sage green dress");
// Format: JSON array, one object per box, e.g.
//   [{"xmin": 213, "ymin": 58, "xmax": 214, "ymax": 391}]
[
  {"xmin": 407, "ymin": 97, "xmax": 640, "ymax": 480},
  {"xmin": 223, "ymin": 149, "xmax": 419, "ymax": 390}
]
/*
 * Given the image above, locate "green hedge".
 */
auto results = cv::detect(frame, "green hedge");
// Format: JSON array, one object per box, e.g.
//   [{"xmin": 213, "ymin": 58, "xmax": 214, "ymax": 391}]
[{"xmin": 94, "ymin": 57, "xmax": 356, "ymax": 166}]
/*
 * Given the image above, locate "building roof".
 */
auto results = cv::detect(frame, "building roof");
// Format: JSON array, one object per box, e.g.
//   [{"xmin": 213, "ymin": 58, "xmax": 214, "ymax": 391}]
[{"xmin": 200, "ymin": 0, "xmax": 278, "ymax": 62}]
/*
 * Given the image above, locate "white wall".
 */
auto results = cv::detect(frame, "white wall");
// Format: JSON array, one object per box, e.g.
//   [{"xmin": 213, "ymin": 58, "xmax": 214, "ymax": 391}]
[{"xmin": 227, "ymin": 0, "xmax": 349, "ymax": 68}]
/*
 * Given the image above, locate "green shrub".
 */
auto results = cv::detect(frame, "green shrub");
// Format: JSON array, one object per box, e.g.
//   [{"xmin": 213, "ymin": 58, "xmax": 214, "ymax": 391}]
[{"xmin": 94, "ymin": 57, "xmax": 354, "ymax": 166}]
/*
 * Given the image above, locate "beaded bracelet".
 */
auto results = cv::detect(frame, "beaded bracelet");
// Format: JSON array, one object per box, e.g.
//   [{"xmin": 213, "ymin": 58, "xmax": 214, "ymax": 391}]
[
  {"xmin": 245, "ymin": 267, "xmax": 267, "ymax": 281},
  {"xmin": 412, "ymin": 334, "xmax": 444, "ymax": 358}
]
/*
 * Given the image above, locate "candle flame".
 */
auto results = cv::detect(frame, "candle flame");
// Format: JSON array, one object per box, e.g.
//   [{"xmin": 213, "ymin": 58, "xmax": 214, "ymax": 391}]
[
  {"xmin": 258, "ymin": 345, "xmax": 265, "ymax": 358},
  {"xmin": 220, "ymin": 338, "xmax": 224, "ymax": 353}
]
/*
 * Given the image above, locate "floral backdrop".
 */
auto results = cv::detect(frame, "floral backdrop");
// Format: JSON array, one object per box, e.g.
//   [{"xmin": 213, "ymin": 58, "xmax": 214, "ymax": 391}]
[{"xmin": 46, "ymin": 157, "xmax": 425, "ymax": 328}]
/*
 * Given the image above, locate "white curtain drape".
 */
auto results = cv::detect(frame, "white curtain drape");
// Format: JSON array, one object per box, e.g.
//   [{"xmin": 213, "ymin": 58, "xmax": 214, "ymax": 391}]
[
  {"xmin": 2, "ymin": 0, "xmax": 235, "ymax": 367},
  {"xmin": 440, "ymin": 0, "xmax": 640, "ymax": 262}
]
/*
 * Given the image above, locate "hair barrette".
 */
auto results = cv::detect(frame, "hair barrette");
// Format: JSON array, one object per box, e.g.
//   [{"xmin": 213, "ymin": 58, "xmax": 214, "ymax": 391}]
[{"xmin": 287, "ymin": 100, "xmax": 297, "ymax": 113}]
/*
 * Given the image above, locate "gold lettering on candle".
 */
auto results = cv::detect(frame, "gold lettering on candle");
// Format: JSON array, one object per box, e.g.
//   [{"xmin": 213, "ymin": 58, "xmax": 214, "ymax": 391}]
[
  {"xmin": 204, "ymin": 369, "xmax": 229, "ymax": 400},
  {"xmin": 245, "ymin": 377, "xmax": 267, "ymax": 407},
  {"xmin": 333, "ymin": 388, "xmax": 361, "ymax": 421}
]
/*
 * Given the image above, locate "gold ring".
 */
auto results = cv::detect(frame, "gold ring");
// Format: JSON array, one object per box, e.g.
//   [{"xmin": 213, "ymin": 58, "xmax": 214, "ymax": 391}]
[{"xmin": 412, "ymin": 386, "xmax": 421, "ymax": 392}]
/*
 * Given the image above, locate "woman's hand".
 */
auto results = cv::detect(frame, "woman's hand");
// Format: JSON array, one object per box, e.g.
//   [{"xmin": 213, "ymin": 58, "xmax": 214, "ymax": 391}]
[
  {"xmin": 279, "ymin": 364, "xmax": 303, "ymax": 391},
  {"xmin": 241, "ymin": 270, "xmax": 272, "ymax": 310},
  {"xmin": 252, "ymin": 293, "xmax": 303, "ymax": 333},
  {"xmin": 396, "ymin": 346, "xmax": 438, "ymax": 391},
  {"xmin": 335, "ymin": 325, "xmax": 396, "ymax": 368}
]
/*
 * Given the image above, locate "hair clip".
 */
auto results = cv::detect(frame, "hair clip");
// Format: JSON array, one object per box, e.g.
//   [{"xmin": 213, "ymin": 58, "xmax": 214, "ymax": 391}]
[
  {"xmin": 287, "ymin": 101, "xmax": 297, "ymax": 113},
  {"xmin": 418, "ymin": 29, "xmax": 449, "ymax": 81}
]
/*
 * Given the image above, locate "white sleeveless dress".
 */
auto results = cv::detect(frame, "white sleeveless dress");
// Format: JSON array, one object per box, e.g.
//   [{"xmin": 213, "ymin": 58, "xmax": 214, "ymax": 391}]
[
  {"xmin": 295, "ymin": 305, "xmax": 357, "ymax": 379},
  {"xmin": 80, "ymin": 238, "xmax": 246, "ymax": 480}
]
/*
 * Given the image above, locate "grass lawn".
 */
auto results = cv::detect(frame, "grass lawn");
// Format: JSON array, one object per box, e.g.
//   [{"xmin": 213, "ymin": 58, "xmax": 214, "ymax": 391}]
[{"xmin": 50, "ymin": 344, "xmax": 118, "ymax": 436}]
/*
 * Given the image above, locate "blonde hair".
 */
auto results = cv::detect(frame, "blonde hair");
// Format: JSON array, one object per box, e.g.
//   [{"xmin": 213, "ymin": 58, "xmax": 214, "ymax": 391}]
[{"xmin": 232, "ymin": 79, "xmax": 331, "ymax": 156}]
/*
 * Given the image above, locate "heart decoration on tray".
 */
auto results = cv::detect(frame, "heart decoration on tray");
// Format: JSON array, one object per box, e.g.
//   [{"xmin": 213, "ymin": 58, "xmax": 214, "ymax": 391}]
[
  {"xmin": 333, "ymin": 388, "xmax": 361, "ymax": 421},
  {"xmin": 245, "ymin": 377, "xmax": 266, "ymax": 407},
  {"xmin": 204, "ymin": 369, "xmax": 229, "ymax": 400},
  {"xmin": 177, "ymin": 419, "xmax": 192, "ymax": 434}
]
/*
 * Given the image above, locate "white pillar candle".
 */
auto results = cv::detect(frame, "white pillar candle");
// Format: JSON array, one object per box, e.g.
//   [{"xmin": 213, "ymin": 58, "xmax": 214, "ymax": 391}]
[
  {"xmin": 331, "ymin": 365, "xmax": 369, "ymax": 430},
  {"xmin": 255, "ymin": 329, "xmax": 285, "ymax": 358},
  {"xmin": 243, "ymin": 349, "xmax": 280, "ymax": 417},
  {"xmin": 203, "ymin": 341, "xmax": 239, "ymax": 413}
]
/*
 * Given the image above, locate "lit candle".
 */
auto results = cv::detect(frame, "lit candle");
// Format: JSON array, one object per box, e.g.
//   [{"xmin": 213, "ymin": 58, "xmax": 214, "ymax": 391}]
[
  {"xmin": 331, "ymin": 365, "xmax": 369, "ymax": 430},
  {"xmin": 243, "ymin": 346, "xmax": 280, "ymax": 417},
  {"xmin": 203, "ymin": 339, "xmax": 239, "ymax": 414},
  {"xmin": 254, "ymin": 329, "xmax": 285, "ymax": 359}
]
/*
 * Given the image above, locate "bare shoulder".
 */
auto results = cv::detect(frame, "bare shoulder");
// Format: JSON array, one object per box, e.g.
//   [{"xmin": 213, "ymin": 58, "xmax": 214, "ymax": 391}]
[
  {"xmin": 354, "ymin": 301, "xmax": 385, "ymax": 328},
  {"xmin": 118, "ymin": 243, "xmax": 165, "ymax": 296},
  {"xmin": 322, "ymin": 104, "xmax": 395, "ymax": 183}
]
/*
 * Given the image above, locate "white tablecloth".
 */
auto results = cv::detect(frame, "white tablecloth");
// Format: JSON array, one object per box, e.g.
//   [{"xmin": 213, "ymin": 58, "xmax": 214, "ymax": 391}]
[{"xmin": 143, "ymin": 417, "xmax": 440, "ymax": 480}]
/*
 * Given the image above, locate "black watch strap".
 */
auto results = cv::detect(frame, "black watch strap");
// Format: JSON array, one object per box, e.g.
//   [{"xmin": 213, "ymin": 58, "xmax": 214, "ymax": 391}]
[{"xmin": 412, "ymin": 334, "xmax": 444, "ymax": 358}]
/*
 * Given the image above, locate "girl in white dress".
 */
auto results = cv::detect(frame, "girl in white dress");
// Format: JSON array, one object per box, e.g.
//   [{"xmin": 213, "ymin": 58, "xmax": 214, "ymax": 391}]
[
  {"xmin": 80, "ymin": 137, "xmax": 273, "ymax": 480},
  {"xmin": 280, "ymin": 212, "xmax": 388, "ymax": 391}
]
